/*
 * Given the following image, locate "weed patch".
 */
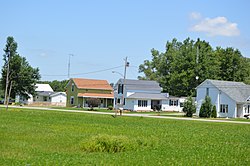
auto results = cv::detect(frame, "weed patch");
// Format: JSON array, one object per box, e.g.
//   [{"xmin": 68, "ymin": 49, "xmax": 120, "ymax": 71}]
[{"xmin": 80, "ymin": 134, "xmax": 150, "ymax": 153}]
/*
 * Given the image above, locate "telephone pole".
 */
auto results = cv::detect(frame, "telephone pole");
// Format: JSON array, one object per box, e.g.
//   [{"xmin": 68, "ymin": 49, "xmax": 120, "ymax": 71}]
[
  {"xmin": 120, "ymin": 57, "xmax": 129, "ymax": 115},
  {"xmin": 68, "ymin": 54, "xmax": 74, "ymax": 78}
]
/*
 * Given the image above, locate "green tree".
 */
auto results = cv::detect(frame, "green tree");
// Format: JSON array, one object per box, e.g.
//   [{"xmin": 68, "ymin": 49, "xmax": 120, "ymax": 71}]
[
  {"xmin": 216, "ymin": 47, "xmax": 249, "ymax": 82},
  {"xmin": 38, "ymin": 80, "xmax": 68, "ymax": 92},
  {"xmin": 199, "ymin": 96, "xmax": 213, "ymax": 118},
  {"xmin": 138, "ymin": 38, "xmax": 250, "ymax": 97},
  {"xmin": 211, "ymin": 105, "xmax": 217, "ymax": 118},
  {"xmin": 182, "ymin": 96, "xmax": 196, "ymax": 117},
  {"xmin": 1, "ymin": 36, "xmax": 40, "ymax": 102}
]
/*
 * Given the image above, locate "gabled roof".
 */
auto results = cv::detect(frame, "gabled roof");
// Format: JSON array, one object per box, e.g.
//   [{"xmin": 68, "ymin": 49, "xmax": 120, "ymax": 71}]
[
  {"xmin": 72, "ymin": 78, "xmax": 113, "ymax": 90},
  {"xmin": 200, "ymin": 79, "xmax": 250, "ymax": 103},
  {"xmin": 50, "ymin": 92, "xmax": 66, "ymax": 97},
  {"xmin": 118, "ymin": 79, "xmax": 162, "ymax": 92},
  {"xmin": 35, "ymin": 84, "xmax": 54, "ymax": 92}
]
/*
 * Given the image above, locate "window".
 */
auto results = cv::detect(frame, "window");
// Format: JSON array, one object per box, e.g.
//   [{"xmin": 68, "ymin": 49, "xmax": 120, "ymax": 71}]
[
  {"xmin": 220, "ymin": 104, "xmax": 228, "ymax": 113},
  {"xmin": 138, "ymin": 100, "xmax": 147, "ymax": 107},
  {"xmin": 169, "ymin": 100, "xmax": 178, "ymax": 106},
  {"xmin": 123, "ymin": 98, "xmax": 126, "ymax": 105},
  {"xmin": 245, "ymin": 105, "xmax": 250, "ymax": 114},
  {"xmin": 117, "ymin": 98, "xmax": 121, "ymax": 104},
  {"xmin": 70, "ymin": 96, "xmax": 74, "ymax": 105},
  {"xmin": 43, "ymin": 96, "xmax": 47, "ymax": 101},
  {"xmin": 206, "ymin": 88, "xmax": 209, "ymax": 96},
  {"xmin": 72, "ymin": 83, "xmax": 75, "ymax": 92},
  {"xmin": 118, "ymin": 84, "xmax": 123, "ymax": 94}
]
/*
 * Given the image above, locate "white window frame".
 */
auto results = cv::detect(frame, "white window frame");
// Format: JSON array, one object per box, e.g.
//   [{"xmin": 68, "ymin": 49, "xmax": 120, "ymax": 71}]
[
  {"xmin": 220, "ymin": 104, "xmax": 228, "ymax": 113},
  {"xmin": 72, "ymin": 83, "xmax": 75, "ymax": 92},
  {"xmin": 138, "ymin": 100, "xmax": 147, "ymax": 107},
  {"xmin": 169, "ymin": 99, "xmax": 178, "ymax": 106},
  {"xmin": 70, "ymin": 96, "xmax": 74, "ymax": 105}
]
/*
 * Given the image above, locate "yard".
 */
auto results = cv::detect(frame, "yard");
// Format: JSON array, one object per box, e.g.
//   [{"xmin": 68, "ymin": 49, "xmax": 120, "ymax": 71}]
[{"xmin": 0, "ymin": 107, "xmax": 250, "ymax": 165}]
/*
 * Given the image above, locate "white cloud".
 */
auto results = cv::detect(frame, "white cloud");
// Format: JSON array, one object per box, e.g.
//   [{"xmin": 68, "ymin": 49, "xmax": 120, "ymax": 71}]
[
  {"xmin": 190, "ymin": 13, "xmax": 240, "ymax": 37},
  {"xmin": 190, "ymin": 12, "xmax": 202, "ymax": 20}
]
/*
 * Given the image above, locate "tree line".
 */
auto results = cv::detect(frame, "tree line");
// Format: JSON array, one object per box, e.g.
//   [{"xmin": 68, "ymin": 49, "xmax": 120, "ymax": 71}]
[{"xmin": 139, "ymin": 38, "xmax": 250, "ymax": 97}]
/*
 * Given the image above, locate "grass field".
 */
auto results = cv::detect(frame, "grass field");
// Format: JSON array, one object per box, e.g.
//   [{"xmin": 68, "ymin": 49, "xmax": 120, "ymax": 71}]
[{"xmin": 0, "ymin": 107, "xmax": 250, "ymax": 165}]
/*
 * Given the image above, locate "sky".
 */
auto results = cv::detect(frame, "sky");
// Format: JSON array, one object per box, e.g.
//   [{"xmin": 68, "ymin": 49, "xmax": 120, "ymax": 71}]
[{"xmin": 1, "ymin": 0, "xmax": 250, "ymax": 84}]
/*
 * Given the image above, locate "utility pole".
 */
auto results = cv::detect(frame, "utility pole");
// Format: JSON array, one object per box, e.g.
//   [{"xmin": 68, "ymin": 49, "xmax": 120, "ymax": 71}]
[
  {"xmin": 68, "ymin": 54, "xmax": 74, "ymax": 79},
  {"xmin": 120, "ymin": 57, "xmax": 129, "ymax": 115},
  {"xmin": 4, "ymin": 49, "xmax": 11, "ymax": 106}
]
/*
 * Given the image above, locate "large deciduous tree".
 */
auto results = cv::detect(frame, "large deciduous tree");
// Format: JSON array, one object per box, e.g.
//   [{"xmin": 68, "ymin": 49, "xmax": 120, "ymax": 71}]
[
  {"xmin": 1, "ymin": 36, "xmax": 40, "ymax": 103},
  {"xmin": 138, "ymin": 38, "xmax": 250, "ymax": 97}
]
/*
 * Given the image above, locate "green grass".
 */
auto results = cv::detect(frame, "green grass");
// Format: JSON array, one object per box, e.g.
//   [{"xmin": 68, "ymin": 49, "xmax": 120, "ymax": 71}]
[{"xmin": 0, "ymin": 107, "xmax": 250, "ymax": 165}]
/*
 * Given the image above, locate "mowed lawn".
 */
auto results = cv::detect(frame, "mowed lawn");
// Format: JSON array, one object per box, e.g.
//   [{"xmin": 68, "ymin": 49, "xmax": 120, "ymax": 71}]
[{"xmin": 0, "ymin": 108, "xmax": 250, "ymax": 165}]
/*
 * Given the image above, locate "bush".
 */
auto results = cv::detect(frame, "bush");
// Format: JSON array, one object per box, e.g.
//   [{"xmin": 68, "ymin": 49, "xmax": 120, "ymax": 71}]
[
  {"xmin": 81, "ymin": 134, "xmax": 157, "ymax": 153},
  {"xmin": 108, "ymin": 105, "xmax": 113, "ymax": 110},
  {"xmin": 211, "ymin": 105, "xmax": 217, "ymax": 118},
  {"xmin": 199, "ymin": 96, "xmax": 213, "ymax": 118},
  {"xmin": 80, "ymin": 134, "xmax": 150, "ymax": 153},
  {"xmin": 182, "ymin": 96, "xmax": 196, "ymax": 117},
  {"xmin": 86, "ymin": 98, "xmax": 101, "ymax": 108}
]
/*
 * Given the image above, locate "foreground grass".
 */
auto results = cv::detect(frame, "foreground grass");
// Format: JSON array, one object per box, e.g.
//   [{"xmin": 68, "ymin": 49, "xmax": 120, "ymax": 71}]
[{"xmin": 0, "ymin": 108, "xmax": 250, "ymax": 165}]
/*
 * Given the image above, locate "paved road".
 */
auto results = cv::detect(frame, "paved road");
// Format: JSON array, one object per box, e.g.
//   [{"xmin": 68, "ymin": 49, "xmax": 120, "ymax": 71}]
[{"xmin": 1, "ymin": 105, "xmax": 250, "ymax": 125}]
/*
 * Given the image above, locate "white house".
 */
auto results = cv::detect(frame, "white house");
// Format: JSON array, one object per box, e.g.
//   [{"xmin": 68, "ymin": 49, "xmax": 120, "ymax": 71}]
[
  {"xmin": 196, "ymin": 79, "xmax": 250, "ymax": 118},
  {"xmin": 31, "ymin": 84, "xmax": 54, "ymax": 103},
  {"xmin": 16, "ymin": 84, "xmax": 66, "ymax": 106},
  {"xmin": 114, "ymin": 79, "xmax": 185, "ymax": 112}
]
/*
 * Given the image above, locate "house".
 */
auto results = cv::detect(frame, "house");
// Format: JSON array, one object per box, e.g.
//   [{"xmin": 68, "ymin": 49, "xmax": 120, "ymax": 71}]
[
  {"xmin": 16, "ymin": 84, "xmax": 54, "ymax": 104},
  {"xmin": 16, "ymin": 84, "xmax": 66, "ymax": 106},
  {"xmin": 66, "ymin": 78, "xmax": 114, "ymax": 108},
  {"xmin": 114, "ymin": 79, "xmax": 184, "ymax": 112},
  {"xmin": 196, "ymin": 79, "xmax": 250, "ymax": 118}
]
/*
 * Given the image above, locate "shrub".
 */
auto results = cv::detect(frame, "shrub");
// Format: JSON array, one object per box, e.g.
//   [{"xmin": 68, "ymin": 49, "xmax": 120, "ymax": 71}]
[
  {"xmin": 81, "ymin": 134, "xmax": 151, "ymax": 153},
  {"xmin": 182, "ymin": 96, "xmax": 196, "ymax": 117},
  {"xmin": 86, "ymin": 98, "xmax": 101, "ymax": 108},
  {"xmin": 211, "ymin": 105, "xmax": 217, "ymax": 118},
  {"xmin": 108, "ymin": 105, "xmax": 113, "ymax": 110},
  {"xmin": 199, "ymin": 96, "xmax": 213, "ymax": 118}
]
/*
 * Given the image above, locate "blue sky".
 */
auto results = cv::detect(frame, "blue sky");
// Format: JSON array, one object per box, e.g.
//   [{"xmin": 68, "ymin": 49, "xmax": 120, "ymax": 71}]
[{"xmin": 1, "ymin": 0, "xmax": 250, "ymax": 83}]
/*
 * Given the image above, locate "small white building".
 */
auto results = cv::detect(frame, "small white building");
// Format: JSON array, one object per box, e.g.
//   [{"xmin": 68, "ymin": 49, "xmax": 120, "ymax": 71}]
[
  {"xmin": 16, "ymin": 84, "xmax": 66, "ymax": 106},
  {"xmin": 114, "ymin": 79, "xmax": 185, "ymax": 112},
  {"xmin": 196, "ymin": 79, "xmax": 250, "ymax": 118}
]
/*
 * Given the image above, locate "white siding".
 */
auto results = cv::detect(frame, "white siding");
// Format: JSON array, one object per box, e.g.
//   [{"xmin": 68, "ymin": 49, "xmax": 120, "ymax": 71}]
[
  {"xmin": 51, "ymin": 94, "xmax": 66, "ymax": 103},
  {"xmin": 134, "ymin": 99, "xmax": 151, "ymax": 111},
  {"xmin": 124, "ymin": 98, "xmax": 135, "ymax": 110},
  {"xmin": 162, "ymin": 99, "xmax": 182, "ymax": 112},
  {"xmin": 196, "ymin": 80, "xmax": 237, "ymax": 118}
]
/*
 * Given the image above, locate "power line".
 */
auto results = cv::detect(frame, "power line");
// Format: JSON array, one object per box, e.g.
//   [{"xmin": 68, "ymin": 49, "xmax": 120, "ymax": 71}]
[{"xmin": 42, "ymin": 65, "xmax": 123, "ymax": 77}]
